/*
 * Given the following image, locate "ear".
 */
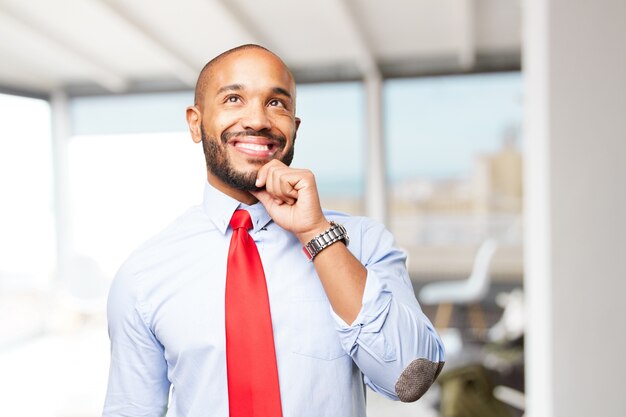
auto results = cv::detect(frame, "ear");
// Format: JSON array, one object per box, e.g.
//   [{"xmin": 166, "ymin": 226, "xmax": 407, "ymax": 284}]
[
  {"xmin": 186, "ymin": 106, "xmax": 202, "ymax": 144},
  {"xmin": 291, "ymin": 117, "xmax": 301, "ymax": 143}
]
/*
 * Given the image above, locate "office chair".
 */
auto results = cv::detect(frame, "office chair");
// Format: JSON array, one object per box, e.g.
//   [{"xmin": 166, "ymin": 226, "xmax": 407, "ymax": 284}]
[{"xmin": 418, "ymin": 239, "xmax": 498, "ymax": 330}]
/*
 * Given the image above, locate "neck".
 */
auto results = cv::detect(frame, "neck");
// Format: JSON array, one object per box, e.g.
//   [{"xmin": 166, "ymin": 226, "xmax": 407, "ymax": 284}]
[{"xmin": 207, "ymin": 173, "xmax": 259, "ymax": 205}]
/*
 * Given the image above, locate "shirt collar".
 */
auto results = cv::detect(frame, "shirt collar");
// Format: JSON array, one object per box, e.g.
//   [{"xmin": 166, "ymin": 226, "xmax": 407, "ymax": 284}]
[{"xmin": 202, "ymin": 181, "xmax": 273, "ymax": 235}]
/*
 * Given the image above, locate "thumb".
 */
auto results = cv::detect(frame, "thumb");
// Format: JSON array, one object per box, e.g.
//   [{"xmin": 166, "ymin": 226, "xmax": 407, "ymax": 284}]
[{"xmin": 250, "ymin": 189, "xmax": 281, "ymax": 209}]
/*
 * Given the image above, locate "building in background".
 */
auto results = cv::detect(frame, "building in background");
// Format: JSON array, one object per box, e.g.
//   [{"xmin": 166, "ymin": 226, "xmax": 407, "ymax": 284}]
[{"xmin": 385, "ymin": 126, "xmax": 524, "ymax": 282}]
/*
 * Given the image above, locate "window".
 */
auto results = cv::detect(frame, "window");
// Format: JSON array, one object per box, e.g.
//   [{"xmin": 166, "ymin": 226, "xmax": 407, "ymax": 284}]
[
  {"xmin": 384, "ymin": 73, "xmax": 523, "ymax": 279},
  {"xmin": 292, "ymin": 82, "xmax": 365, "ymax": 215},
  {"xmin": 0, "ymin": 93, "xmax": 53, "ymax": 344}
]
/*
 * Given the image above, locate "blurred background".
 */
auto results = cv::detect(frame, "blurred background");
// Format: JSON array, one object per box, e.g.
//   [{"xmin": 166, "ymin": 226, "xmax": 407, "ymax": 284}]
[{"xmin": 0, "ymin": 0, "xmax": 623, "ymax": 416}]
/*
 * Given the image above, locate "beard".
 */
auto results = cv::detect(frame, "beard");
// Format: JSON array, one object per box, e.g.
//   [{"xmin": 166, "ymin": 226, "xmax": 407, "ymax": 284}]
[{"xmin": 201, "ymin": 126, "xmax": 295, "ymax": 192}]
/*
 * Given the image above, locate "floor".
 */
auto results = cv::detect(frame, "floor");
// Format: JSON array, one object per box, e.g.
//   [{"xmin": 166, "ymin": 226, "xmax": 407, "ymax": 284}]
[{"xmin": 0, "ymin": 324, "xmax": 110, "ymax": 417}]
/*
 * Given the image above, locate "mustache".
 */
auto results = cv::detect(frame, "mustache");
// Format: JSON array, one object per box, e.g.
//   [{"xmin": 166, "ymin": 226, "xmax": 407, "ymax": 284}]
[{"xmin": 221, "ymin": 129, "xmax": 286, "ymax": 147}]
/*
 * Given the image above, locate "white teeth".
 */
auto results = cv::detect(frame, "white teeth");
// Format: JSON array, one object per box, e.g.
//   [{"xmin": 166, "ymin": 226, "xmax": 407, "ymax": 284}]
[{"xmin": 235, "ymin": 142, "xmax": 269, "ymax": 151}]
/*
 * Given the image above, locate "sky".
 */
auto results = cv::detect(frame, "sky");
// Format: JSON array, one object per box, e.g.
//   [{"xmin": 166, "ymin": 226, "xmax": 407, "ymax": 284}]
[{"xmin": 385, "ymin": 72, "xmax": 523, "ymax": 181}]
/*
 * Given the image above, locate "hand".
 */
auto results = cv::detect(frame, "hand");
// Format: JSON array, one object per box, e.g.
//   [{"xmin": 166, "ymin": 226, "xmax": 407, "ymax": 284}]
[{"xmin": 251, "ymin": 160, "xmax": 330, "ymax": 243}]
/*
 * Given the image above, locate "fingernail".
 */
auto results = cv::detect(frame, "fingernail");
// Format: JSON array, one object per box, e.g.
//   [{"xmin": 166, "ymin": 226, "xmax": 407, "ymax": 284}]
[{"xmin": 255, "ymin": 178, "xmax": 261, "ymax": 186}]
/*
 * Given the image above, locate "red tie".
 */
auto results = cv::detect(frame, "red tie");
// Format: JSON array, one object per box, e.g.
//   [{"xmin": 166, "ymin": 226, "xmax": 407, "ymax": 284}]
[{"xmin": 225, "ymin": 210, "xmax": 283, "ymax": 417}]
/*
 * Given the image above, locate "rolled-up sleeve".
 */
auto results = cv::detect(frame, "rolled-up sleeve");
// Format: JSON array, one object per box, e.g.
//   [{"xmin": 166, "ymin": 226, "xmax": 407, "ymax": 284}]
[
  {"xmin": 103, "ymin": 262, "xmax": 170, "ymax": 417},
  {"xmin": 331, "ymin": 219, "xmax": 445, "ymax": 402}
]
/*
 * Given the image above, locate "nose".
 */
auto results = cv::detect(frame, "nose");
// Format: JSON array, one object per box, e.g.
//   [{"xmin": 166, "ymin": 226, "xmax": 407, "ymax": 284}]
[{"xmin": 241, "ymin": 101, "xmax": 271, "ymax": 132}]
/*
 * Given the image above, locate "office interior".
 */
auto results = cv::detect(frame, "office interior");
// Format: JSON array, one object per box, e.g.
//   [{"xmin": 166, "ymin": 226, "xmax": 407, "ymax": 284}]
[{"xmin": 0, "ymin": 1, "xmax": 624, "ymax": 416}]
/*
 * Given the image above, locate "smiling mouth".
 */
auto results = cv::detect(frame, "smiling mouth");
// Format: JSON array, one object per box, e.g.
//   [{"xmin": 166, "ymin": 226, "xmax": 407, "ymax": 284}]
[
  {"xmin": 229, "ymin": 139, "xmax": 281, "ymax": 160},
  {"xmin": 233, "ymin": 142, "xmax": 276, "ymax": 152},
  {"xmin": 223, "ymin": 129, "xmax": 286, "ymax": 159}
]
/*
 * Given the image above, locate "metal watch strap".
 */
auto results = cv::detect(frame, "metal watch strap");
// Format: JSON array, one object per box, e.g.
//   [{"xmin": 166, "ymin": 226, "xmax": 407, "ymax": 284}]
[{"xmin": 302, "ymin": 221, "xmax": 349, "ymax": 261}]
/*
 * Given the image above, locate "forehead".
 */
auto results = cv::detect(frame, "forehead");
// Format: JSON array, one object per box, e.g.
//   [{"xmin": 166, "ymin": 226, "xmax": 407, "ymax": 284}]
[{"xmin": 207, "ymin": 49, "xmax": 295, "ymax": 97}]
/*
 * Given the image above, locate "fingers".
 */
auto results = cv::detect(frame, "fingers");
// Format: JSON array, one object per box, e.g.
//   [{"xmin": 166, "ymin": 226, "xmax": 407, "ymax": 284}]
[
  {"xmin": 255, "ymin": 160, "xmax": 314, "ymax": 206},
  {"xmin": 249, "ymin": 189, "xmax": 277, "ymax": 209},
  {"xmin": 252, "ymin": 161, "xmax": 325, "ymax": 235},
  {"xmin": 271, "ymin": 169, "xmax": 298, "ymax": 205},
  {"xmin": 267, "ymin": 168, "xmax": 301, "ymax": 206},
  {"xmin": 255, "ymin": 159, "xmax": 285, "ymax": 189}
]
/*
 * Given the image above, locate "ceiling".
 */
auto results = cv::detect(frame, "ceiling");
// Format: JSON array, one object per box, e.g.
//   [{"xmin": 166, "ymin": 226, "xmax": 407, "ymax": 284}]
[{"xmin": 0, "ymin": 0, "xmax": 521, "ymax": 98}]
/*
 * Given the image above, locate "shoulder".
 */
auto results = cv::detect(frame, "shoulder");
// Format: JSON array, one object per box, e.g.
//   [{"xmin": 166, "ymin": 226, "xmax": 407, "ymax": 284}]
[
  {"xmin": 322, "ymin": 209, "xmax": 399, "ymax": 263},
  {"xmin": 132, "ymin": 205, "xmax": 211, "ymax": 260},
  {"xmin": 323, "ymin": 209, "xmax": 390, "ymax": 239},
  {"xmin": 110, "ymin": 205, "xmax": 212, "ymax": 293}
]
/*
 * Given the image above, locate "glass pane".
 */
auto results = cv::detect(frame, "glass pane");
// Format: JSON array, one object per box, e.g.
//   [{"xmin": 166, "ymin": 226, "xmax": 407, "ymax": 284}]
[
  {"xmin": 385, "ymin": 72, "xmax": 523, "ymax": 281},
  {"xmin": 292, "ymin": 82, "xmax": 365, "ymax": 215},
  {"xmin": 67, "ymin": 132, "xmax": 206, "ymax": 279},
  {"xmin": 0, "ymin": 93, "xmax": 53, "ymax": 345}
]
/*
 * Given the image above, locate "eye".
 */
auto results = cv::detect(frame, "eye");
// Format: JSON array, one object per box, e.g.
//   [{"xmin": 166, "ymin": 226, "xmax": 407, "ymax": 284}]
[
  {"xmin": 268, "ymin": 99, "xmax": 285, "ymax": 108},
  {"xmin": 225, "ymin": 95, "xmax": 241, "ymax": 103}
]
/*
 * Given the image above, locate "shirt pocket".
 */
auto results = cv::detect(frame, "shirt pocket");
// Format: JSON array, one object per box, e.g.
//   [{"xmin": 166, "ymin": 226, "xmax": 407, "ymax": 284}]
[{"xmin": 288, "ymin": 299, "xmax": 347, "ymax": 361}]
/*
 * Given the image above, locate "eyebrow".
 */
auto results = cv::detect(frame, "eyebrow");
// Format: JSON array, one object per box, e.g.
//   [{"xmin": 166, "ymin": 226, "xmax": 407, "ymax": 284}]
[
  {"xmin": 216, "ymin": 84, "xmax": 243, "ymax": 95},
  {"xmin": 215, "ymin": 84, "xmax": 293, "ymax": 101},
  {"xmin": 272, "ymin": 87, "xmax": 292, "ymax": 100}
]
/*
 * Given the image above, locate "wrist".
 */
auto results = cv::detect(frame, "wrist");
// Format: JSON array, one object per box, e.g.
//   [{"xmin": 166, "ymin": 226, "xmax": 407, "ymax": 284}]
[
  {"xmin": 296, "ymin": 220, "xmax": 332, "ymax": 245},
  {"xmin": 301, "ymin": 221, "xmax": 350, "ymax": 261}
]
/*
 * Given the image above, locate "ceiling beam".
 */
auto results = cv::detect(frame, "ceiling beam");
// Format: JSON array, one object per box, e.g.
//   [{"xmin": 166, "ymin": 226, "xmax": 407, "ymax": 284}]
[
  {"xmin": 212, "ymin": 0, "xmax": 277, "ymax": 53},
  {"xmin": 458, "ymin": 0, "xmax": 476, "ymax": 69},
  {"xmin": 0, "ymin": 5, "xmax": 127, "ymax": 93},
  {"xmin": 330, "ymin": 0, "xmax": 380, "ymax": 78},
  {"xmin": 0, "ymin": 83, "xmax": 49, "ymax": 100},
  {"xmin": 97, "ymin": 0, "xmax": 199, "ymax": 87}
]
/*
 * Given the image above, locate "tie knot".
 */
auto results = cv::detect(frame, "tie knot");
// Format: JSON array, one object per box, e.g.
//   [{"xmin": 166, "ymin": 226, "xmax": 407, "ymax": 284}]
[{"xmin": 230, "ymin": 209, "xmax": 253, "ymax": 231}]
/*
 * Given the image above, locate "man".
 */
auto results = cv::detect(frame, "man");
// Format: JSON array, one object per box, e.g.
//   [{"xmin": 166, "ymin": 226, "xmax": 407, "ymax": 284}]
[{"xmin": 103, "ymin": 44, "xmax": 444, "ymax": 417}]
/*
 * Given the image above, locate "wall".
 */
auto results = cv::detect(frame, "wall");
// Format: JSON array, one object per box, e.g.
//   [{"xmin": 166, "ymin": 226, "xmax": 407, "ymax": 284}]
[{"xmin": 524, "ymin": 1, "xmax": 626, "ymax": 416}]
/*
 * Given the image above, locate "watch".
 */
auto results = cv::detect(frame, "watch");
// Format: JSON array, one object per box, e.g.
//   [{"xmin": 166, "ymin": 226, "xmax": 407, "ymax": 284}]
[{"xmin": 302, "ymin": 221, "xmax": 349, "ymax": 261}]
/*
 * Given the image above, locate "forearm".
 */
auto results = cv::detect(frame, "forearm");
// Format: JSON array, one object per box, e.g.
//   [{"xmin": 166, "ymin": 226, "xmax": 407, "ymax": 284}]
[
  {"xmin": 333, "ymin": 269, "xmax": 445, "ymax": 402},
  {"xmin": 308, "ymin": 238, "xmax": 367, "ymax": 324},
  {"xmin": 317, "ymin": 219, "xmax": 445, "ymax": 402}
]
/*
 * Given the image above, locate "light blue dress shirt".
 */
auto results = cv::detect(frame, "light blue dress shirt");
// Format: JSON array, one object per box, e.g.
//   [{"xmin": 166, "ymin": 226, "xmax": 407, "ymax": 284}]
[{"xmin": 103, "ymin": 182, "xmax": 444, "ymax": 417}]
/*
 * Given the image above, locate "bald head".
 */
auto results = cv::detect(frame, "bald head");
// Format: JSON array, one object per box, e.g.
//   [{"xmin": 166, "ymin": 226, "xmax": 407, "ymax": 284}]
[
  {"xmin": 185, "ymin": 43, "xmax": 301, "ymax": 200},
  {"xmin": 194, "ymin": 44, "xmax": 295, "ymax": 109}
]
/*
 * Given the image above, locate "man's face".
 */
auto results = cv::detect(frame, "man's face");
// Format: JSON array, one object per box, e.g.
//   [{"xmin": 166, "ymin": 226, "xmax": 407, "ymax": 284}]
[{"xmin": 195, "ymin": 49, "xmax": 300, "ymax": 191}]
